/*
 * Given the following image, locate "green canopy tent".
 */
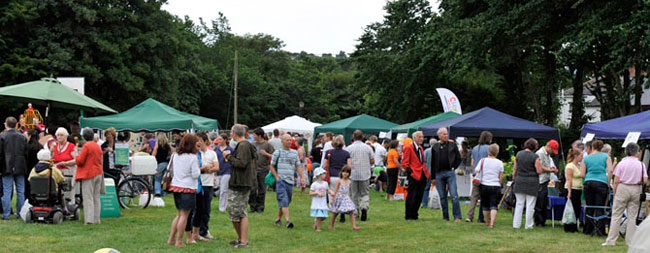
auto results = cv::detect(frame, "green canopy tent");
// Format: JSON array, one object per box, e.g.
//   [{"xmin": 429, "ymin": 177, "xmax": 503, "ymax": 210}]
[
  {"xmin": 80, "ymin": 98, "xmax": 218, "ymax": 131},
  {"xmin": 314, "ymin": 114, "xmax": 397, "ymax": 144},
  {"xmin": 390, "ymin": 112, "xmax": 460, "ymax": 137},
  {"xmin": 0, "ymin": 78, "xmax": 117, "ymax": 121}
]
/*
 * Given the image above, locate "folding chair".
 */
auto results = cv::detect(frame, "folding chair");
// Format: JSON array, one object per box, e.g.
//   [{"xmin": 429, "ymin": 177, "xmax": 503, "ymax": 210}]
[{"xmin": 583, "ymin": 205, "xmax": 611, "ymax": 237}]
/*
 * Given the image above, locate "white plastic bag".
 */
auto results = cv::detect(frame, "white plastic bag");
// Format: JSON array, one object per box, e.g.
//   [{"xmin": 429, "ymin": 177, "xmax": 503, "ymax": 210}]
[
  {"xmin": 20, "ymin": 199, "xmax": 32, "ymax": 222},
  {"xmin": 561, "ymin": 200, "xmax": 576, "ymax": 224},
  {"xmin": 428, "ymin": 186, "xmax": 441, "ymax": 209}
]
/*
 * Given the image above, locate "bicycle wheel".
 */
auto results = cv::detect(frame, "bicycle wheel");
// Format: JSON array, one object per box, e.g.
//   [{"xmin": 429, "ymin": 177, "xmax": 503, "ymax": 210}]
[{"xmin": 117, "ymin": 178, "xmax": 152, "ymax": 209}]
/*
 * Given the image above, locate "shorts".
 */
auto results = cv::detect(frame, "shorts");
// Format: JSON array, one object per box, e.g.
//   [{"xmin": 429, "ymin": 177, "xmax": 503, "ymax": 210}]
[
  {"xmin": 479, "ymin": 185, "xmax": 501, "ymax": 211},
  {"xmin": 227, "ymin": 188, "xmax": 251, "ymax": 222},
  {"xmin": 174, "ymin": 192, "xmax": 196, "ymax": 211},
  {"xmin": 275, "ymin": 180, "xmax": 294, "ymax": 208}
]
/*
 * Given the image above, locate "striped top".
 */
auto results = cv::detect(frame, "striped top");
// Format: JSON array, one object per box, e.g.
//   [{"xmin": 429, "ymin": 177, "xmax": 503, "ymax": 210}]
[{"xmin": 271, "ymin": 149, "xmax": 300, "ymax": 185}]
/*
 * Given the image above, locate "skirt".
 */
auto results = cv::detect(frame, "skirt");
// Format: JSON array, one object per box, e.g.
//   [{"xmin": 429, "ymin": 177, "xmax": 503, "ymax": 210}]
[{"xmin": 310, "ymin": 209, "xmax": 329, "ymax": 218}]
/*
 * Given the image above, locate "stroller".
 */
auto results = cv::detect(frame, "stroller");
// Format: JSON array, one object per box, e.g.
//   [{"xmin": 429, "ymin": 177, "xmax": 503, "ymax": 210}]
[{"xmin": 25, "ymin": 167, "xmax": 80, "ymax": 224}]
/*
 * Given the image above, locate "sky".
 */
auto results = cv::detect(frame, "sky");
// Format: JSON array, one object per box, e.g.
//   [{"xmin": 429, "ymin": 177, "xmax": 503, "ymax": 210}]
[{"xmin": 162, "ymin": 0, "xmax": 439, "ymax": 55}]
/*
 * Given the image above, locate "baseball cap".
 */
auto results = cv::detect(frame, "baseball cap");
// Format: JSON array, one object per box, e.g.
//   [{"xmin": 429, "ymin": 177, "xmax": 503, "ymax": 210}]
[{"xmin": 548, "ymin": 140, "xmax": 559, "ymax": 154}]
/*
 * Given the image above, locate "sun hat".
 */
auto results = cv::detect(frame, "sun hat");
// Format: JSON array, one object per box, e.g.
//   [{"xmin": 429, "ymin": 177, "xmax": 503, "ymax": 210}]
[{"xmin": 313, "ymin": 167, "xmax": 326, "ymax": 179}]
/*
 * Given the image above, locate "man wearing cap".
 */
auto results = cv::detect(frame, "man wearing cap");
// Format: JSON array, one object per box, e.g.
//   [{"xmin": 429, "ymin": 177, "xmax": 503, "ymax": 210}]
[{"xmin": 534, "ymin": 139, "xmax": 559, "ymax": 227}]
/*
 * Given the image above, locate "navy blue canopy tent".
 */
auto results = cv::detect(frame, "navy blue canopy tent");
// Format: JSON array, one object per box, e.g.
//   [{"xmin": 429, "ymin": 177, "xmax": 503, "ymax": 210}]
[
  {"xmin": 419, "ymin": 107, "xmax": 560, "ymax": 140},
  {"xmin": 581, "ymin": 110, "xmax": 650, "ymax": 139}
]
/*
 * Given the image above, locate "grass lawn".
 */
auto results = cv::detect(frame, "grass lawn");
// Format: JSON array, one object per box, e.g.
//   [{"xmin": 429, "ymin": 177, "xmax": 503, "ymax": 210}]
[{"xmin": 0, "ymin": 188, "xmax": 628, "ymax": 252}]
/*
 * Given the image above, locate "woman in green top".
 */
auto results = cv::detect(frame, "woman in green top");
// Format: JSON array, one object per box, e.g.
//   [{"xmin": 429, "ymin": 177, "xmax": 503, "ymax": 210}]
[
  {"xmin": 579, "ymin": 140, "xmax": 613, "ymax": 235},
  {"xmin": 564, "ymin": 149, "xmax": 584, "ymax": 233}
]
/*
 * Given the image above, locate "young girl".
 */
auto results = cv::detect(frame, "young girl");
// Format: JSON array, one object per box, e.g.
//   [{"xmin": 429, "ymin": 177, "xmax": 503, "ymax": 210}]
[
  {"xmin": 328, "ymin": 165, "xmax": 360, "ymax": 230},
  {"xmin": 310, "ymin": 168, "xmax": 332, "ymax": 231}
]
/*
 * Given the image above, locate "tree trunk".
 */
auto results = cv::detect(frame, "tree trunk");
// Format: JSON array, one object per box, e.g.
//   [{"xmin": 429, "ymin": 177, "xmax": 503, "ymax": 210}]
[
  {"xmin": 634, "ymin": 68, "xmax": 644, "ymax": 113},
  {"xmin": 543, "ymin": 48, "xmax": 557, "ymax": 126},
  {"xmin": 569, "ymin": 66, "xmax": 585, "ymax": 130}
]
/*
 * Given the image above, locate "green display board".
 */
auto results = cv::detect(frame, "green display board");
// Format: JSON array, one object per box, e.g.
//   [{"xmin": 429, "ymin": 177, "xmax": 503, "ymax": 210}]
[
  {"xmin": 100, "ymin": 178, "xmax": 121, "ymax": 218},
  {"xmin": 115, "ymin": 142, "xmax": 129, "ymax": 166}
]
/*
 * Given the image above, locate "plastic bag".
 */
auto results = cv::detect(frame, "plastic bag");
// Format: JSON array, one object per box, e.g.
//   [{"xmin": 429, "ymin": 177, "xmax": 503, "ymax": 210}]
[
  {"xmin": 20, "ymin": 199, "xmax": 32, "ymax": 222},
  {"xmin": 428, "ymin": 186, "xmax": 441, "ymax": 209},
  {"xmin": 562, "ymin": 200, "xmax": 576, "ymax": 224}
]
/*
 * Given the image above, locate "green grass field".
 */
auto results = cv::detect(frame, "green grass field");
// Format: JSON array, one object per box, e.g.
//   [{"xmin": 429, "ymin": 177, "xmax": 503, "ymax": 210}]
[{"xmin": 0, "ymin": 189, "xmax": 628, "ymax": 252}]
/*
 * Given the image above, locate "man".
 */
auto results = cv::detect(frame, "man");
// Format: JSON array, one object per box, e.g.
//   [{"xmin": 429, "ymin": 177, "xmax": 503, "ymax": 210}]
[
  {"xmin": 230, "ymin": 125, "xmax": 251, "ymax": 148},
  {"xmin": 269, "ymin": 129, "xmax": 282, "ymax": 151},
  {"xmin": 249, "ymin": 128, "xmax": 274, "ymax": 213},
  {"xmin": 345, "ymin": 130, "xmax": 374, "ymax": 221},
  {"xmin": 402, "ymin": 131, "xmax": 430, "ymax": 220},
  {"xmin": 369, "ymin": 136, "xmax": 387, "ymax": 167},
  {"xmin": 534, "ymin": 139, "xmax": 559, "ymax": 227},
  {"xmin": 430, "ymin": 127, "xmax": 462, "ymax": 222},
  {"xmin": 270, "ymin": 134, "xmax": 306, "ymax": 229},
  {"xmin": 0, "ymin": 117, "xmax": 27, "ymax": 220},
  {"xmin": 421, "ymin": 138, "xmax": 437, "ymax": 208},
  {"xmin": 224, "ymin": 124, "xmax": 257, "ymax": 248},
  {"xmin": 319, "ymin": 132, "xmax": 334, "ymax": 166}
]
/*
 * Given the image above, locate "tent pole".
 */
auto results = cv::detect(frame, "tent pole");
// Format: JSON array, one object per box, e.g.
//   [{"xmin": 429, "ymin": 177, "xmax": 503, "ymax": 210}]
[{"xmin": 558, "ymin": 129, "xmax": 565, "ymax": 163}]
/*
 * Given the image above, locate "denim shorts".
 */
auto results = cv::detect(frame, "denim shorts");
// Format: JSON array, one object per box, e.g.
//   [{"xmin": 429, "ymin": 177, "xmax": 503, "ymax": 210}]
[
  {"xmin": 174, "ymin": 192, "xmax": 196, "ymax": 211},
  {"xmin": 275, "ymin": 180, "xmax": 294, "ymax": 208}
]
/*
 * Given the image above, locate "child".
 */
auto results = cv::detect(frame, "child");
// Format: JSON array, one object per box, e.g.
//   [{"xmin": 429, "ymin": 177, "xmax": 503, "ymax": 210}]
[
  {"xmin": 310, "ymin": 168, "xmax": 332, "ymax": 231},
  {"xmin": 328, "ymin": 165, "xmax": 360, "ymax": 230}
]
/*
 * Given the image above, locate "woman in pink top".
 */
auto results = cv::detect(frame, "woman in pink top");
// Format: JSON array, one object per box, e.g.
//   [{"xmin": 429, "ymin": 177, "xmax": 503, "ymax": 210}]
[{"xmin": 603, "ymin": 143, "xmax": 648, "ymax": 246}]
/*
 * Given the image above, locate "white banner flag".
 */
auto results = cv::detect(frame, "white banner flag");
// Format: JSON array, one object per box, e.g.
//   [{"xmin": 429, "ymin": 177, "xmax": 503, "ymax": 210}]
[{"xmin": 436, "ymin": 88, "xmax": 462, "ymax": 114}]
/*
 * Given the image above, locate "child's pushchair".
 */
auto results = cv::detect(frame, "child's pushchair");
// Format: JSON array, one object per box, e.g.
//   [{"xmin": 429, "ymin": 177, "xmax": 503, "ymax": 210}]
[{"xmin": 25, "ymin": 167, "xmax": 80, "ymax": 224}]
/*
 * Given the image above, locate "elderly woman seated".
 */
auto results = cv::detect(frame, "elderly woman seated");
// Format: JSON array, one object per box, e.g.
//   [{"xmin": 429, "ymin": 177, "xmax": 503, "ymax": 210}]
[{"xmin": 28, "ymin": 149, "xmax": 65, "ymax": 190}]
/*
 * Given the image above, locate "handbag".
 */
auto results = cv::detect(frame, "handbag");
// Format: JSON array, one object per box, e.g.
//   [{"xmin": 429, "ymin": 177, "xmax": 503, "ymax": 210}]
[
  {"xmin": 161, "ymin": 153, "xmax": 175, "ymax": 192},
  {"xmin": 264, "ymin": 150, "xmax": 281, "ymax": 186},
  {"xmin": 323, "ymin": 150, "xmax": 332, "ymax": 183},
  {"xmin": 472, "ymin": 158, "xmax": 485, "ymax": 185},
  {"xmin": 640, "ymin": 163, "xmax": 647, "ymax": 202}
]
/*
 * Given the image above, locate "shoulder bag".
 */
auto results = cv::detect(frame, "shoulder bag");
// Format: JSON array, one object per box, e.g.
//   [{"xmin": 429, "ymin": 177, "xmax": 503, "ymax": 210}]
[
  {"xmin": 161, "ymin": 153, "xmax": 175, "ymax": 192},
  {"xmin": 641, "ymin": 163, "xmax": 647, "ymax": 202},
  {"xmin": 265, "ymin": 150, "xmax": 281, "ymax": 186},
  {"xmin": 472, "ymin": 158, "xmax": 485, "ymax": 185}
]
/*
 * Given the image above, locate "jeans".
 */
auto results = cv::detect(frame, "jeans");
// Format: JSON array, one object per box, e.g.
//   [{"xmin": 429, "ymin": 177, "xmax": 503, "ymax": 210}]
[
  {"xmin": 275, "ymin": 180, "xmax": 294, "ymax": 208},
  {"xmin": 218, "ymin": 175, "xmax": 230, "ymax": 212},
  {"xmin": 193, "ymin": 186, "xmax": 213, "ymax": 237},
  {"xmin": 421, "ymin": 179, "xmax": 431, "ymax": 208},
  {"xmin": 2, "ymin": 175, "xmax": 25, "ymax": 219},
  {"xmin": 435, "ymin": 170, "xmax": 461, "ymax": 220},
  {"xmin": 154, "ymin": 162, "xmax": 168, "ymax": 196},
  {"xmin": 513, "ymin": 193, "xmax": 537, "ymax": 229}
]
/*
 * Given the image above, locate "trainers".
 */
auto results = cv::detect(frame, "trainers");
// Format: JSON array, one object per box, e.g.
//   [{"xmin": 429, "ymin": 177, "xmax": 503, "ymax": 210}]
[
  {"xmin": 204, "ymin": 232, "xmax": 214, "ymax": 239},
  {"xmin": 286, "ymin": 221, "xmax": 294, "ymax": 229},
  {"xmin": 234, "ymin": 241, "xmax": 249, "ymax": 248},
  {"xmin": 274, "ymin": 219, "xmax": 282, "ymax": 226},
  {"xmin": 465, "ymin": 218, "xmax": 472, "ymax": 222},
  {"xmin": 361, "ymin": 210, "xmax": 367, "ymax": 221},
  {"xmin": 601, "ymin": 242, "xmax": 615, "ymax": 246},
  {"xmin": 229, "ymin": 240, "xmax": 240, "ymax": 246}
]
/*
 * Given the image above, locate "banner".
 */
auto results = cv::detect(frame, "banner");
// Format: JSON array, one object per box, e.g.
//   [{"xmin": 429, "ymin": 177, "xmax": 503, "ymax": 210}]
[{"xmin": 436, "ymin": 88, "xmax": 462, "ymax": 114}]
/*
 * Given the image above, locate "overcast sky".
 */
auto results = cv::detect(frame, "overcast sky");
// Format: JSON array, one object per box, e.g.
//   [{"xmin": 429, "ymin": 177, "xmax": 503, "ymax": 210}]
[{"xmin": 163, "ymin": 0, "xmax": 439, "ymax": 55}]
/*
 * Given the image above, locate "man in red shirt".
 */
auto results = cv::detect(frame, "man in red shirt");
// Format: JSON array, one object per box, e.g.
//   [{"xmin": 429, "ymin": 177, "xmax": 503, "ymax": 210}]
[{"xmin": 402, "ymin": 131, "xmax": 431, "ymax": 220}]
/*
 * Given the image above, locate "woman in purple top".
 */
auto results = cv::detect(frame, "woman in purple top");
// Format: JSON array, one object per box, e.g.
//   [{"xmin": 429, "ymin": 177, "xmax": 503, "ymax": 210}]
[{"xmin": 215, "ymin": 133, "xmax": 234, "ymax": 212}]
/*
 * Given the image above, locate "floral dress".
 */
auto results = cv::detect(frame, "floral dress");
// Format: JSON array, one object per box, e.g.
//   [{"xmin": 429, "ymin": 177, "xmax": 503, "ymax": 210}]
[{"xmin": 329, "ymin": 180, "xmax": 356, "ymax": 214}]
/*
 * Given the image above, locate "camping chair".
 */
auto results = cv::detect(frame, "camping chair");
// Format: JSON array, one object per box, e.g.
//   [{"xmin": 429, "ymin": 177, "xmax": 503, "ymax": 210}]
[
  {"xmin": 583, "ymin": 205, "xmax": 611, "ymax": 237},
  {"xmin": 547, "ymin": 195, "xmax": 565, "ymax": 228}
]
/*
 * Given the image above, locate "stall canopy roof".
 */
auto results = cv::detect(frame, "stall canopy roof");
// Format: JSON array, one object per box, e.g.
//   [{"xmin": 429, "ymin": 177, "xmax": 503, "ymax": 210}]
[
  {"xmin": 262, "ymin": 115, "xmax": 321, "ymax": 135},
  {"xmin": 391, "ymin": 112, "xmax": 460, "ymax": 136},
  {"xmin": 581, "ymin": 110, "xmax": 650, "ymax": 139},
  {"xmin": 419, "ymin": 107, "xmax": 559, "ymax": 140},
  {"xmin": 80, "ymin": 98, "xmax": 218, "ymax": 131},
  {"xmin": 314, "ymin": 114, "xmax": 397, "ymax": 141}
]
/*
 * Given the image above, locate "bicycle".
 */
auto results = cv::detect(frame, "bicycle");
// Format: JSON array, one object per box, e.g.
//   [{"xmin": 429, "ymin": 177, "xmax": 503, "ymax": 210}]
[{"xmin": 104, "ymin": 166, "xmax": 152, "ymax": 209}]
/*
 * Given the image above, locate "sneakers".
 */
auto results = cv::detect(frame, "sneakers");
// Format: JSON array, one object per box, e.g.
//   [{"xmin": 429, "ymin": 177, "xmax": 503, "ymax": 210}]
[
  {"xmin": 465, "ymin": 218, "xmax": 472, "ymax": 222},
  {"xmin": 274, "ymin": 219, "xmax": 282, "ymax": 226},
  {"xmin": 204, "ymin": 232, "xmax": 214, "ymax": 240},
  {"xmin": 234, "ymin": 241, "xmax": 249, "ymax": 248},
  {"xmin": 286, "ymin": 221, "xmax": 294, "ymax": 229},
  {"xmin": 361, "ymin": 210, "xmax": 367, "ymax": 221},
  {"xmin": 601, "ymin": 242, "xmax": 615, "ymax": 246},
  {"xmin": 229, "ymin": 240, "xmax": 240, "ymax": 246}
]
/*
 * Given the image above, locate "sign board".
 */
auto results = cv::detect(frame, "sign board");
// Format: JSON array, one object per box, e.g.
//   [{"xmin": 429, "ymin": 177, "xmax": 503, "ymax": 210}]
[
  {"xmin": 100, "ymin": 178, "xmax": 120, "ymax": 218},
  {"xmin": 582, "ymin": 133, "xmax": 595, "ymax": 144},
  {"xmin": 379, "ymin": 131, "xmax": 388, "ymax": 139},
  {"xmin": 115, "ymin": 142, "xmax": 130, "ymax": 165},
  {"xmin": 622, "ymin": 132, "xmax": 641, "ymax": 148}
]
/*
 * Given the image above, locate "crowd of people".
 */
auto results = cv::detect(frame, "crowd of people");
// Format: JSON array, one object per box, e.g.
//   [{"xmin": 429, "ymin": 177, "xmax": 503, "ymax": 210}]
[{"xmin": 2, "ymin": 114, "xmax": 649, "ymax": 249}]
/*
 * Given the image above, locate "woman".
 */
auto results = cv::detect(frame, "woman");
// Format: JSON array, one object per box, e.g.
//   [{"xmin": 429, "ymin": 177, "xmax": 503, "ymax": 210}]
[
  {"xmin": 75, "ymin": 128, "xmax": 104, "ymax": 224},
  {"xmin": 459, "ymin": 141, "xmax": 472, "ymax": 175},
  {"xmin": 190, "ymin": 132, "xmax": 219, "ymax": 242},
  {"xmin": 580, "ymin": 139, "xmax": 613, "ymax": 235},
  {"xmin": 52, "ymin": 127, "xmax": 78, "ymax": 205},
  {"xmin": 476, "ymin": 144, "xmax": 503, "ymax": 228},
  {"xmin": 167, "ymin": 134, "xmax": 201, "ymax": 247},
  {"xmin": 322, "ymin": 135, "xmax": 352, "ymax": 191},
  {"xmin": 564, "ymin": 149, "xmax": 584, "ymax": 233},
  {"xmin": 101, "ymin": 128, "xmax": 117, "ymax": 181},
  {"xmin": 603, "ymin": 143, "xmax": 648, "ymax": 246},
  {"xmin": 152, "ymin": 132, "xmax": 173, "ymax": 197},
  {"xmin": 24, "ymin": 129, "xmax": 42, "ymax": 202},
  {"xmin": 512, "ymin": 138, "xmax": 543, "ymax": 229},
  {"xmin": 467, "ymin": 130, "xmax": 492, "ymax": 223},
  {"xmin": 385, "ymin": 140, "xmax": 401, "ymax": 200},
  {"xmin": 215, "ymin": 133, "xmax": 234, "ymax": 212},
  {"xmin": 310, "ymin": 138, "xmax": 323, "ymax": 170},
  {"xmin": 296, "ymin": 137, "xmax": 309, "ymax": 193}
]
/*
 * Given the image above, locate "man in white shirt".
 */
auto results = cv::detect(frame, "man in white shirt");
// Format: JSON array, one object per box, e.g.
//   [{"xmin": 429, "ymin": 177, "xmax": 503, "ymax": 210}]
[
  {"xmin": 269, "ymin": 129, "xmax": 283, "ymax": 151},
  {"xmin": 319, "ymin": 132, "xmax": 334, "ymax": 166},
  {"xmin": 369, "ymin": 136, "xmax": 386, "ymax": 167}
]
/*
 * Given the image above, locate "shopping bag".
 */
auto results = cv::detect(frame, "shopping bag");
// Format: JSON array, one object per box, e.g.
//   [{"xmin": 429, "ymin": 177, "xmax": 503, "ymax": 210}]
[
  {"xmin": 20, "ymin": 199, "xmax": 32, "ymax": 222},
  {"xmin": 428, "ymin": 186, "xmax": 441, "ymax": 209},
  {"xmin": 562, "ymin": 200, "xmax": 576, "ymax": 224},
  {"xmin": 264, "ymin": 171, "xmax": 276, "ymax": 186}
]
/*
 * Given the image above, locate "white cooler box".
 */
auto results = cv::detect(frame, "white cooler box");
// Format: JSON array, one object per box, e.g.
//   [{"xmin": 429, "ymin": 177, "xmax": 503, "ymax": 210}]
[{"xmin": 130, "ymin": 156, "xmax": 157, "ymax": 175}]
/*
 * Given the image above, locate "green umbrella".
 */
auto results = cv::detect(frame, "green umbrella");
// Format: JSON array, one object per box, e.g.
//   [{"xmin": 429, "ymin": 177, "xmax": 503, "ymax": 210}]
[{"xmin": 0, "ymin": 77, "xmax": 117, "ymax": 115}]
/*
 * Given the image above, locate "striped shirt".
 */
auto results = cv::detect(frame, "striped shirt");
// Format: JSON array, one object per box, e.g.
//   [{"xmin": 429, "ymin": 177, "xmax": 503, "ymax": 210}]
[
  {"xmin": 345, "ymin": 141, "xmax": 374, "ymax": 181},
  {"xmin": 271, "ymin": 149, "xmax": 300, "ymax": 185}
]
